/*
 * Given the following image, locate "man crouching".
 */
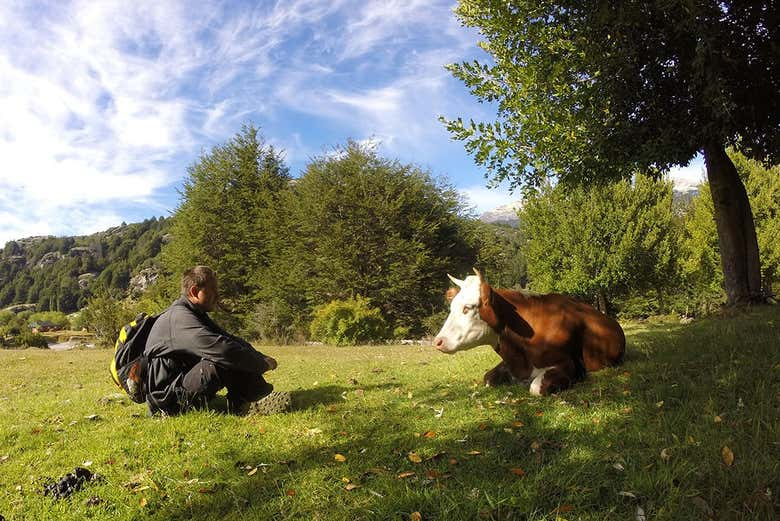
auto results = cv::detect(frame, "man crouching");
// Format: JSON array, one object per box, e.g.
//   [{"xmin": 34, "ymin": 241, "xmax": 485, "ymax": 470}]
[{"xmin": 144, "ymin": 265, "xmax": 277, "ymax": 416}]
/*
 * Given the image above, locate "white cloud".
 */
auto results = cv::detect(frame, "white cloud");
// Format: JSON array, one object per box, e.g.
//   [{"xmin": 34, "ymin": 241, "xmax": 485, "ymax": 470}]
[{"xmin": 0, "ymin": 0, "xmax": 488, "ymax": 246}]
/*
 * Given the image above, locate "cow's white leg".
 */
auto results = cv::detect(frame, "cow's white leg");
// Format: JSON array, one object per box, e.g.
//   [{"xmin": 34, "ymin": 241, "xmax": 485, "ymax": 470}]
[{"xmin": 529, "ymin": 366, "xmax": 552, "ymax": 396}]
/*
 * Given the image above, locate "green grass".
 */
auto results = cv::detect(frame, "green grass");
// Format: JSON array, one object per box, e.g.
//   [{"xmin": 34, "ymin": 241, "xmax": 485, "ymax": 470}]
[{"xmin": 1, "ymin": 307, "xmax": 778, "ymax": 521}]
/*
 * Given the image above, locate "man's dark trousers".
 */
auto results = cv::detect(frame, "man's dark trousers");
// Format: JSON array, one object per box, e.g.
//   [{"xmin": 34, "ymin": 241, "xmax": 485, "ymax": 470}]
[{"xmin": 178, "ymin": 360, "xmax": 272, "ymax": 412}]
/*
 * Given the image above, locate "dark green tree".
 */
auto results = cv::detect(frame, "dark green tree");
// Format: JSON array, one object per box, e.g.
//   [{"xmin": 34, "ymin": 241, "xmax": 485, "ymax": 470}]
[
  {"xmin": 518, "ymin": 175, "xmax": 679, "ymax": 312},
  {"xmin": 163, "ymin": 124, "xmax": 291, "ymax": 325},
  {"xmin": 443, "ymin": 0, "xmax": 778, "ymax": 305},
  {"xmin": 279, "ymin": 142, "xmax": 476, "ymax": 334}
]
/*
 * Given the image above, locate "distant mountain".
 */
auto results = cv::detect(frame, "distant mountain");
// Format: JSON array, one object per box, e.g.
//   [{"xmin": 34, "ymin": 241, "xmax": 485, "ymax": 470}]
[
  {"xmin": 478, "ymin": 186, "xmax": 700, "ymax": 227},
  {"xmin": 0, "ymin": 218, "xmax": 170, "ymax": 313},
  {"xmin": 479, "ymin": 200, "xmax": 523, "ymax": 226}
]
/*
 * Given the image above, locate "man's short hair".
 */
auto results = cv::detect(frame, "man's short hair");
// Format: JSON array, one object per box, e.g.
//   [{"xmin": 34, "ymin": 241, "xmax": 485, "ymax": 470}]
[{"xmin": 182, "ymin": 266, "xmax": 217, "ymax": 296}]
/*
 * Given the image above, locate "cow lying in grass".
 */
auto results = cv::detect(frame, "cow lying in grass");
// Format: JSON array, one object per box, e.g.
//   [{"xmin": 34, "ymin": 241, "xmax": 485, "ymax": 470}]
[{"xmin": 433, "ymin": 270, "xmax": 625, "ymax": 395}]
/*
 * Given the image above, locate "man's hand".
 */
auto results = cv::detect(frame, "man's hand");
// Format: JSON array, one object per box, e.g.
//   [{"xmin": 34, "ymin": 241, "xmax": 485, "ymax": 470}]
[{"xmin": 264, "ymin": 356, "xmax": 278, "ymax": 371}]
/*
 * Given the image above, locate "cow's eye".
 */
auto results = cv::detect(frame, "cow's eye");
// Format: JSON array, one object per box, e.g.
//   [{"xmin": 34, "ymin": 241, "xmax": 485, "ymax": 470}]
[{"xmin": 462, "ymin": 305, "xmax": 471, "ymax": 314}]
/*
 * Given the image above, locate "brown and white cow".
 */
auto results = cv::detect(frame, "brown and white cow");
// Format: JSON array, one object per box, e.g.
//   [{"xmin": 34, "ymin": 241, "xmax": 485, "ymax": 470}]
[{"xmin": 433, "ymin": 269, "xmax": 625, "ymax": 395}]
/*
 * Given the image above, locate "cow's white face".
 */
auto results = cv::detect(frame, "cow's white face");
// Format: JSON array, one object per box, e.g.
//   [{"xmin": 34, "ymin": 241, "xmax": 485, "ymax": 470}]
[{"xmin": 433, "ymin": 274, "xmax": 498, "ymax": 354}]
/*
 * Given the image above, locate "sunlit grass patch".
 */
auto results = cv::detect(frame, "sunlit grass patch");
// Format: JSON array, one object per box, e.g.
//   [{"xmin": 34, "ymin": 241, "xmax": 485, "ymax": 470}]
[{"xmin": 1, "ymin": 306, "xmax": 778, "ymax": 520}]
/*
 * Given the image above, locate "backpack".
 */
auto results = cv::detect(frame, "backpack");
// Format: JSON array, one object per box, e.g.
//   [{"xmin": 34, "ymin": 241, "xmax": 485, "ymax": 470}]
[{"xmin": 110, "ymin": 313, "xmax": 159, "ymax": 403}]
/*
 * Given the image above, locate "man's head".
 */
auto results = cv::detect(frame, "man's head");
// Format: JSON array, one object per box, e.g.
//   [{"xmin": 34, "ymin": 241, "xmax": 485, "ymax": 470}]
[{"xmin": 182, "ymin": 266, "xmax": 219, "ymax": 312}]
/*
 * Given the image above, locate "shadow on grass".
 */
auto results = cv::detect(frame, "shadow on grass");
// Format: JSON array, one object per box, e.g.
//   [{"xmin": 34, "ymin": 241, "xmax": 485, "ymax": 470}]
[{"xmin": 142, "ymin": 309, "xmax": 780, "ymax": 520}]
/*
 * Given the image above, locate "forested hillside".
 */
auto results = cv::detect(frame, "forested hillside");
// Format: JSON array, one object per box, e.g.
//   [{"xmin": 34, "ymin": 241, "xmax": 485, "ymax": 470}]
[{"xmin": 0, "ymin": 218, "xmax": 170, "ymax": 313}]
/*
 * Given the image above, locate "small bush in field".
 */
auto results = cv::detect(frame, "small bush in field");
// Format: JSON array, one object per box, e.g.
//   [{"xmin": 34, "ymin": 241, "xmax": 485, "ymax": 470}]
[
  {"xmin": 16, "ymin": 332, "xmax": 49, "ymax": 348},
  {"xmin": 79, "ymin": 292, "xmax": 136, "ymax": 347},
  {"xmin": 309, "ymin": 296, "xmax": 387, "ymax": 346}
]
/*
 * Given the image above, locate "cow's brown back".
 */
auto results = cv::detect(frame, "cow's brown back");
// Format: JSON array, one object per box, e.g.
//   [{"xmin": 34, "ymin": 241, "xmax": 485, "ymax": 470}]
[{"xmin": 490, "ymin": 287, "xmax": 625, "ymax": 373}]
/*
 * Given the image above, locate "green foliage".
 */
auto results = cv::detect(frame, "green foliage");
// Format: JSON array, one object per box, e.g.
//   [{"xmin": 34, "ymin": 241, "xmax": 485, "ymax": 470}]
[
  {"xmin": 79, "ymin": 290, "xmax": 137, "ymax": 347},
  {"xmin": 278, "ymin": 141, "xmax": 476, "ymax": 335},
  {"xmin": 28, "ymin": 311, "xmax": 70, "ymax": 330},
  {"xmin": 443, "ymin": 1, "xmax": 778, "ymax": 189},
  {"xmin": 163, "ymin": 124, "xmax": 290, "ymax": 326},
  {"xmin": 465, "ymin": 220, "xmax": 526, "ymax": 289},
  {"xmin": 15, "ymin": 332, "xmax": 49, "ymax": 348},
  {"xmin": 678, "ymin": 150, "xmax": 780, "ymax": 307},
  {"xmin": 309, "ymin": 296, "xmax": 387, "ymax": 346},
  {"xmin": 519, "ymin": 175, "xmax": 679, "ymax": 310},
  {"xmin": 0, "ymin": 218, "xmax": 170, "ymax": 313},
  {"xmin": 733, "ymin": 152, "xmax": 780, "ymax": 294},
  {"xmin": 678, "ymin": 183, "xmax": 725, "ymax": 301}
]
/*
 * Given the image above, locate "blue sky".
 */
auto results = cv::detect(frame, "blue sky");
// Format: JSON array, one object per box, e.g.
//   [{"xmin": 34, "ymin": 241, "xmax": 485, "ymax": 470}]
[{"xmin": 0, "ymin": 0, "xmax": 706, "ymax": 246}]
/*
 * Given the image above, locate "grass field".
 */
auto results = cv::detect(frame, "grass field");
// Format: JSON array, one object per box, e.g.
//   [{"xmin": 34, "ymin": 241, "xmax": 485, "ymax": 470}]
[{"xmin": 1, "ymin": 307, "xmax": 778, "ymax": 520}]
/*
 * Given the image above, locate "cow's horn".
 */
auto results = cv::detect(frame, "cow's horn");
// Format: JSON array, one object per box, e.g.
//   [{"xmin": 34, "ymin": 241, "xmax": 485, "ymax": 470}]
[
  {"xmin": 472, "ymin": 267, "xmax": 483, "ymax": 280},
  {"xmin": 447, "ymin": 273, "xmax": 464, "ymax": 287}
]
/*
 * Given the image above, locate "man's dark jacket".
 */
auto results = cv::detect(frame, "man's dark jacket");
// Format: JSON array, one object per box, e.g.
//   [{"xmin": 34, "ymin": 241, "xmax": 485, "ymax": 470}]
[{"xmin": 143, "ymin": 297, "xmax": 269, "ymax": 412}]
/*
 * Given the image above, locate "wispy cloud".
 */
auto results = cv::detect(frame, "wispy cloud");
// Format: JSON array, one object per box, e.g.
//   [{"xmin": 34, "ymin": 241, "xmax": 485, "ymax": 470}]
[{"xmin": 0, "ymin": 0, "xmax": 502, "ymax": 245}]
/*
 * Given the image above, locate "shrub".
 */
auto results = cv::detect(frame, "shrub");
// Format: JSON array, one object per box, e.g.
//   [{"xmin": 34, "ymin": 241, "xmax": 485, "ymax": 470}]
[
  {"xmin": 16, "ymin": 332, "xmax": 49, "ymax": 349},
  {"xmin": 28, "ymin": 311, "xmax": 70, "ymax": 330},
  {"xmin": 79, "ymin": 292, "xmax": 136, "ymax": 347},
  {"xmin": 309, "ymin": 296, "xmax": 387, "ymax": 346},
  {"xmin": 422, "ymin": 310, "xmax": 449, "ymax": 337}
]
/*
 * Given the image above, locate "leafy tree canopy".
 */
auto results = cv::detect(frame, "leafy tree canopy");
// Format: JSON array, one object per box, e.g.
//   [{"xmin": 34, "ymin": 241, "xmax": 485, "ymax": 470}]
[
  {"xmin": 443, "ymin": 0, "xmax": 778, "ymax": 188},
  {"xmin": 519, "ymin": 175, "xmax": 678, "ymax": 312}
]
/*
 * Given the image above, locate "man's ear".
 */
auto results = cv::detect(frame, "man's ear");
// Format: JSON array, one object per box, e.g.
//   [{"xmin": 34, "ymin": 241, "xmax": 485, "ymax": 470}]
[{"xmin": 187, "ymin": 285, "xmax": 199, "ymax": 299}]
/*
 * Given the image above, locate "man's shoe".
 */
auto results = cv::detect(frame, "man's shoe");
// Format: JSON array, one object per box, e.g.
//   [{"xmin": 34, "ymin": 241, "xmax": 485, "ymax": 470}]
[{"xmin": 247, "ymin": 391, "xmax": 292, "ymax": 415}]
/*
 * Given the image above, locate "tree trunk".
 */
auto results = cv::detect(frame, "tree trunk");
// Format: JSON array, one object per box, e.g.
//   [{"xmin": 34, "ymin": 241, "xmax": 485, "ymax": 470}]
[
  {"xmin": 596, "ymin": 288, "xmax": 608, "ymax": 314},
  {"xmin": 702, "ymin": 143, "xmax": 763, "ymax": 305}
]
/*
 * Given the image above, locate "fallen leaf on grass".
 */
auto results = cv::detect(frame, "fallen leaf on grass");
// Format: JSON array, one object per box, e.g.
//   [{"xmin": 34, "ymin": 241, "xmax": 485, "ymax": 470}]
[
  {"xmin": 286, "ymin": 489, "xmax": 296, "ymax": 496},
  {"xmin": 721, "ymin": 446, "xmax": 734, "ymax": 466},
  {"xmin": 139, "ymin": 497, "xmax": 147, "ymax": 507},
  {"xmin": 714, "ymin": 415, "xmax": 722, "ymax": 423},
  {"xmin": 660, "ymin": 448, "xmax": 671, "ymax": 461},
  {"xmin": 84, "ymin": 414, "xmax": 100, "ymax": 421},
  {"xmin": 408, "ymin": 453, "xmax": 422, "ymax": 463},
  {"xmin": 247, "ymin": 467, "xmax": 258, "ymax": 476},
  {"xmin": 334, "ymin": 454, "xmax": 347, "ymax": 462},
  {"xmin": 555, "ymin": 505, "xmax": 574, "ymax": 513},
  {"xmin": 345, "ymin": 483, "xmax": 360, "ymax": 491},
  {"xmin": 0, "ymin": 455, "xmax": 9, "ymax": 464},
  {"xmin": 466, "ymin": 450, "xmax": 482, "ymax": 456},
  {"xmin": 422, "ymin": 430, "xmax": 436, "ymax": 438},
  {"xmin": 410, "ymin": 512, "xmax": 422, "ymax": 521},
  {"xmin": 509, "ymin": 468, "xmax": 525, "ymax": 476},
  {"xmin": 511, "ymin": 421, "xmax": 524, "ymax": 428},
  {"xmin": 305, "ymin": 428, "xmax": 323, "ymax": 436},
  {"xmin": 618, "ymin": 491, "xmax": 637, "ymax": 499},
  {"xmin": 397, "ymin": 471, "xmax": 416, "ymax": 479},
  {"xmin": 635, "ymin": 505, "xmax": 646, "ymax": 521}
]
